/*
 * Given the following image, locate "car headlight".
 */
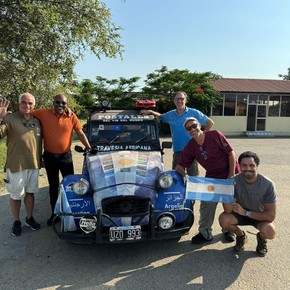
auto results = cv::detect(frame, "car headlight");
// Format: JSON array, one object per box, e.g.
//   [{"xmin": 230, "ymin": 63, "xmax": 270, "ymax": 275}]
[
  {"xmin": 157, "ymin": 213, "xmax": 176, "ymax": 230},
  {"xmin": 72, "ymin": 178, "xmax": 89, "ymax": 195},
  {"xmin": 158, "ymin": 173, "xmax": 173, "ymax": 189}
]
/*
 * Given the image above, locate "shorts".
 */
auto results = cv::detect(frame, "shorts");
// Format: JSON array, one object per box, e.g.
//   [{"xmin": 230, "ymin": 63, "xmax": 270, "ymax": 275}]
[
  {"xmin": 5, "ymin": 168, "xmax": 39, "ymax": 200},
  {"xmin": 232, "ymin": 211, "xmax": 261, "ymax": 228}
]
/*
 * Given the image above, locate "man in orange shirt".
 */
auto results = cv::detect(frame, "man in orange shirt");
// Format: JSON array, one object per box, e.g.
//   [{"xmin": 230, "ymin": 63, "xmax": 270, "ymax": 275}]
[{"xmin": 33, "ymin": 94, "xmax": 91, "ymax": 225}]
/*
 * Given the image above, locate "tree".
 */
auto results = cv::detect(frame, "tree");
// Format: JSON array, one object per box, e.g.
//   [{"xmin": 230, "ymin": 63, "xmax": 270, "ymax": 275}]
[
  {"xmin": 279, "ymin": 67, "xmax": 290, "ymax": 80},
  {"xmin": 93, "ymin": 76, "xmax": 141, "ymax": 105},
  {"xmin": 75, "ymin": 75, "xmax": 141, "ymax": 115},
  {"xmin": 74, "ymin": 79, "xmax": 95, "ymax": 110},
  {"xmin": 0, "ymin": 0, "xmax": 123, "ymax": 110},
  {"xmin": 142, "ymin": 66, "xmax": 221, "ymax": 115}
]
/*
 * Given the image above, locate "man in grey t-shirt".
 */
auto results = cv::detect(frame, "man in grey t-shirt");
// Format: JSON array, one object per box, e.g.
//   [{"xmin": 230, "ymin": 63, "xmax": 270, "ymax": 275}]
[{"xmin": 219, "ymin": 151, "xmax": 277, "ymax": 257}]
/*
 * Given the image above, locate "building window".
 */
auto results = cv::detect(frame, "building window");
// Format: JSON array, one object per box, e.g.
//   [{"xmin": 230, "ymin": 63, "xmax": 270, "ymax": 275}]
[
  {"xmin": 224, "ymin": 94, "xmax": 236, "ymax": 116},
  {"xmin": 211, "ymin": 92, "xmax": 290, "ymax": 118},
  {"xmin": 257, "ymin": 119, "xmax": 266, "ymax": 131},
  {"xmin": 212, "ymin": 95, "xmax": 223, "ymax": 116},
  {"xmin": 236, "ymin": 94, "xmax": 247, "ymax": 116},
  {"xmin": 258, "ymin": 95, "xmax": 268, "ymax": 104},
  {"xmin": 269, "ymin": 95, "xmax": 280, "ymax": 116},
  {"xmin": 281, "ymin": 96, "xmax": 290, "ymax": 117},
  {"xmin": 249, "ymin": 94, "xmax": 258, "ymax": 104},
  {"xmin": 257, "ymin": 105, "xmax": 267, "ymax": 117}
]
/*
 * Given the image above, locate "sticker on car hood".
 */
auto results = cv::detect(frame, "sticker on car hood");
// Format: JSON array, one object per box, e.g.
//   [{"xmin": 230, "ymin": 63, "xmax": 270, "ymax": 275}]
[{"xmin": 79, "ymin": 216, "xmax": 98, "ymax": 234}]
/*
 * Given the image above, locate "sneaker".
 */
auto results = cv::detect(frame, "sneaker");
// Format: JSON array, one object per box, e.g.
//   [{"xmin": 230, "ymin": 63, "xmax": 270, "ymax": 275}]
[
  {"xmin": 12, "ymin": 220, "xmax": 22, "ymax": 236},
  {"xmin": 234, "ymin": 231, "xmax": 247, "ymax": 254},
  {"xmin": 25, "ymin": 216, "xmax": 41, "ymax": 231},
  {"xmin": 223, "ymin": 230, "xmax": 235, "ymax": 242},
  {"xmin": 256, "ymin": 233, "xmax": 268, "ymax": 257},
  {"xmin": 191, "ymin": 232, "xmax": 213, "ymax": 244}
]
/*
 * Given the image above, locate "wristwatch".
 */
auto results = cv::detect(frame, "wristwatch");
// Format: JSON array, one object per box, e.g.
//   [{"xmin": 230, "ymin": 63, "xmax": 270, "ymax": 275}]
[{"xmin": 245, "ymin": 210, "xmax": 251, "ymax": 217}]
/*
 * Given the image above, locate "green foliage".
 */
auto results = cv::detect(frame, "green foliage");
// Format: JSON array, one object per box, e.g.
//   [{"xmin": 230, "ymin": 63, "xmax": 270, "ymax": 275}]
[
  {"xmin": 0, "ymin": 140, "xmax": 6, "ymax": 168},
  {"xmin": 142, "ymin": 66, "xmax": 221, "ymax": 115},
  {"xmin": 73, "ymin": 67, "xmax": 222, "ymax": 117},
  {"xmin": 94, "ymin": 76, "xmax": 141, "ymax": 106},
  {"xmin": 0, "ymin": 140, "xmax": 6, "ymax": 188},
  {"xmin": 279, "ymin": 67, "xmax": 290, "ymax": 80},
  {"xmin": 0, "ymin": 0, "xmax": 124, "ymax": 110},
  {"xmin": 74, "ymin": 76, "xmax": 141, "ymax": 115}
]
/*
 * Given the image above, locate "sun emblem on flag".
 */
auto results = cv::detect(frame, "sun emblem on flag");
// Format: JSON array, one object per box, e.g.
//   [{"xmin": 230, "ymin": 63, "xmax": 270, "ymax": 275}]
[
  {"xmin": 118, "ymin": 159, "xmax": 133, "ymax": 166},
  {"xmin": 207, "ymin": 185, "xmax": 215, "ymax": 192}
]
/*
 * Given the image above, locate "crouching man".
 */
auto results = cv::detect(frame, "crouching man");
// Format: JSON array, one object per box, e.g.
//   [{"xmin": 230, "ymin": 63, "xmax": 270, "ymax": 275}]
[{"xmin": 219, "ymin": 151, "xmax": 277, "ymax": 257}]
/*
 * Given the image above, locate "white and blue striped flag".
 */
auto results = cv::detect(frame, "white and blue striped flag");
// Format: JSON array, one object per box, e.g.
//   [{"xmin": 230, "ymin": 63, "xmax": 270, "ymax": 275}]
[{"xmin": 185, "ymin": 176, "xmax": 234, "ymax": 204}]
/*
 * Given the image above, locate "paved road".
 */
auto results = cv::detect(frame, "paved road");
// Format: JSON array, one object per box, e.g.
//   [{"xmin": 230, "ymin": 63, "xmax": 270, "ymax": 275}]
[{"xmin": 0, "ymin": 138, "xmax": 289, "ymax": 289}]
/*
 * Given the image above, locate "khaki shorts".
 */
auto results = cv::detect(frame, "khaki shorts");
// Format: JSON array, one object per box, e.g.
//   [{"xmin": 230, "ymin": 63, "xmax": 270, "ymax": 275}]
[{"xmin": 6, "ymin": 168, "xmax": 39, "ymax": 200}]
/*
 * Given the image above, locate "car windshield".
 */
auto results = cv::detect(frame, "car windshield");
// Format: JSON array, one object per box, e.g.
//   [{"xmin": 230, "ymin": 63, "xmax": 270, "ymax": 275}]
[{"xmin": 89, "ymin": 122, "xmax": 158, "ymax": 144}]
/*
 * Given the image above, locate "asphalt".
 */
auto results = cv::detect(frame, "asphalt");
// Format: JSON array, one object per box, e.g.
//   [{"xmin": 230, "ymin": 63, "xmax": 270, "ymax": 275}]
[{"xmin": 0, "ymin": 137, "xmax": 289, "ymax": 290}]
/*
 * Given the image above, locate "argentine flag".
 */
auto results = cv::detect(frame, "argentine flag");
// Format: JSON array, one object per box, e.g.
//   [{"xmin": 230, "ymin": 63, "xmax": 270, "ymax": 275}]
[{"xmin": 185, "ymin": 176, "xmax": 234, "ymax": 204}]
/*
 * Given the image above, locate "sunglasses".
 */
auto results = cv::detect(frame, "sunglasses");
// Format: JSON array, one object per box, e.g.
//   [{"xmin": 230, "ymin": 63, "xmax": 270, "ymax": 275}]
[
  {"xmin": 55, "ymin": 100, "xmax": 67, "ymax": 105},
  {"xmin": 185, "ymin": 123, "xmax": 198, "ymax": 131},
  {"xmin": 23, "ymin": 122, "xmax": 35, "ymax": 128}
]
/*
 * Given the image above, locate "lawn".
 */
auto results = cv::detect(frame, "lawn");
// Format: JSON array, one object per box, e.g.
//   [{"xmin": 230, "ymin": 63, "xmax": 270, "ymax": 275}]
[{"xmin": 0, "ymin": 140, "xmax": 6, "ymax": 188}]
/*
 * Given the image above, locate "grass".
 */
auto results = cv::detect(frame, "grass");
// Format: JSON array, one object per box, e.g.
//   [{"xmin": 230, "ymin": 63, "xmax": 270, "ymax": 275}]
[{"xmin": 0, "ymin": 140, "xmax": 6, "ymax": 188}]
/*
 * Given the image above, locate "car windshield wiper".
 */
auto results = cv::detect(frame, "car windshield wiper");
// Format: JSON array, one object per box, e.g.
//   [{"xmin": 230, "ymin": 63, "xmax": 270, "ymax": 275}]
[
  {"xmin": 109, "ymin": 131, "xmax": 128, "ymax": 144},
  {"xmin": 134, "ymin": 134, "xmax": 149, "ymax": 144}
]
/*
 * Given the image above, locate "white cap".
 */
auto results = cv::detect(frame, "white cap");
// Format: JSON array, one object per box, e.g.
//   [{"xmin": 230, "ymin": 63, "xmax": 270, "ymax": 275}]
[{"xmin": 183, "ymin": 117, "xmax": 199, "ymax": 127}]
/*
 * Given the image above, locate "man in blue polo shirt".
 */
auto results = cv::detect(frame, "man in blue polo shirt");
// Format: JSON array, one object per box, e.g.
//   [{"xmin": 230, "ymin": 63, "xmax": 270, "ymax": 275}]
[{"xmin": 140, "ymin": 91, "xmax": 214, "ymax": 175}]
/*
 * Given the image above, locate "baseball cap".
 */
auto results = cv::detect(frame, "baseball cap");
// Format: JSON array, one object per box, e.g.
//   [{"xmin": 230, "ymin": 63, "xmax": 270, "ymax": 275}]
[{"xmin": 183, "ymin": 117, "xmax": 199, "ymax": 127}]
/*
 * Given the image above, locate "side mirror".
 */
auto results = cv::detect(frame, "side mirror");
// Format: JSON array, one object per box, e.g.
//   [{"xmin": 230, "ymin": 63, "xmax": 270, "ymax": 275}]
[
  {"xmin": 162, "ymin": 141, "xmax": 172, "ymax": 149},
  {"xmin": 75, "ymin": 145, "xmax": 85, "ymax": 153}
]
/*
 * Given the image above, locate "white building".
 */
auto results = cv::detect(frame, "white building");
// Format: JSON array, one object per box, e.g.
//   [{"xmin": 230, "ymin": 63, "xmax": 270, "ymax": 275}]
[{"xmin": 211, "ymin": 78, "xmax": 290, "ymax": 137}]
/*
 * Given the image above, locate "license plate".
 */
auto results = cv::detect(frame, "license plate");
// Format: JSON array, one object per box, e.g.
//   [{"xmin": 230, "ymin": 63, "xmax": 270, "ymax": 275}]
[{"xmin": 109, "ymin": 225, "xmax": 141, "ymax": 242}]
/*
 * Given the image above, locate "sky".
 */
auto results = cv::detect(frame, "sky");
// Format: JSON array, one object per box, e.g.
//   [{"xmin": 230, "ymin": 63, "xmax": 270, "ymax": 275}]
[{"xmin": 75, "ymin": 0, "xmax": 290, "ymax": 88}]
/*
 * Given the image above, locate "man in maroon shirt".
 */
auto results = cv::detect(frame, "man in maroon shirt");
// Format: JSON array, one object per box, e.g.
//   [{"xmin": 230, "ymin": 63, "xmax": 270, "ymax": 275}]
[{"xmin": 176, "ymin": 117, "xmax": 240, "ymax": 244}]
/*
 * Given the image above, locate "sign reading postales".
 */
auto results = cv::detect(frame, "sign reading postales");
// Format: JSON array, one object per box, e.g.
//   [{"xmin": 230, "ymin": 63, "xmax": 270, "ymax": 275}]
[{"xmin": 91, "ymin": 111, "xmax": 153, "ymax": 123}]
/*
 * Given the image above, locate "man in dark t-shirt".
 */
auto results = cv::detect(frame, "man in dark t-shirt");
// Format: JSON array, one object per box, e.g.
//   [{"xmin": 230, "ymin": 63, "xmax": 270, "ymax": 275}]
[{"xmin": 176, "ymin": 117, "xmax": 240, "ymax": 244}]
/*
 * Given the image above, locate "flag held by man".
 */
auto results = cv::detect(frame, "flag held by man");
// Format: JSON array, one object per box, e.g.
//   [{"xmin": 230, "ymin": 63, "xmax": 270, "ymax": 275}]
[{"xmin": 185, "ymin": 176, "xmax": 234, "ymax": 204}]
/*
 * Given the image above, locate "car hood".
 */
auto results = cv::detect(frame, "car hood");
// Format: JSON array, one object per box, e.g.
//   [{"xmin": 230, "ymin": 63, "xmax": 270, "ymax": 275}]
[{"xmin": 87, "ymin": 150, "xmax": 163, "ymax": 205}]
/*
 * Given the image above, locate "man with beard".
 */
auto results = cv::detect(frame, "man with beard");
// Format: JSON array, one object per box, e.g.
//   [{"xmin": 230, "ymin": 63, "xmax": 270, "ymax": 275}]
[
  {"xmin": 219, "ymin": 151, "xmax": 277, "ymax": 257},
  {"xmin": 33, "ymin": 94, "xmax": 91, "ymax": 225}
]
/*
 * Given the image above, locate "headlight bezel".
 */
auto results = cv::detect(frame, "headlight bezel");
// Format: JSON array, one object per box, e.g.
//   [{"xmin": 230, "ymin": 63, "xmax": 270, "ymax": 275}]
[
  {"xmin": 72, "ymin": 178, "xmax": 89, "ymax": 195},
  {"xmin": 157, "ymin": 213, "xmax": 176, "ymax": 230},
  {"xmin": 158, "ymin": 173, "xmax": 174, "ymax": 189}
]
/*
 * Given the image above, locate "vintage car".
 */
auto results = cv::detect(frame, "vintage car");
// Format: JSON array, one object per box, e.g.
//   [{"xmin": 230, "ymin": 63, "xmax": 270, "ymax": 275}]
[{"xmin": 53, "ymin": 101, "xmax": 194, "ymax": 243}]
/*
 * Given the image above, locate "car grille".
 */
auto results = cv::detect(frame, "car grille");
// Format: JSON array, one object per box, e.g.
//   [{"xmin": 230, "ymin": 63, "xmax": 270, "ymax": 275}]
[{"xmin": 102, "ymin": 196, "xmax": 150, "ymax": 217}]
